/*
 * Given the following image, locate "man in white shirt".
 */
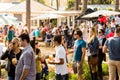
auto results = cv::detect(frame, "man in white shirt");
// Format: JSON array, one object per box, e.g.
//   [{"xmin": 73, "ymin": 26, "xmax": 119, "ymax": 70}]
[{"xmin": 48, "ymin": 35, "xmax": 68, "ymax": 80}]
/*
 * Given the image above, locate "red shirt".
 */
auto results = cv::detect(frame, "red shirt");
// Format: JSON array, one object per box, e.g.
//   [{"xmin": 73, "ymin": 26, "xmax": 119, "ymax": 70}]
[{"xmin": 106, "ymin": 32, "xmax": 114, "ymax": 39}]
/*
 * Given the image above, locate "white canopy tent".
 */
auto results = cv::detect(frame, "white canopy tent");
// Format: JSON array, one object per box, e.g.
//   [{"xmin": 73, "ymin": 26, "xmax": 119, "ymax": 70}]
[
  {"xmin": 0, "ymin": 14, "xmax": 21, "ymax": 26},
  {"xmin": 82, "ymin": 10, "xmax": 120, "ymax": 18},
  {"xmin": 31, "ymin": 13, "xmax": 65, "ymax": 20}
]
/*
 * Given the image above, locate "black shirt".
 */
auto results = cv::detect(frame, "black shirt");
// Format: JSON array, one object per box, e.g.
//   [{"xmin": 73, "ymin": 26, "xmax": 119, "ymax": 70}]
[{"xmin": 1, "ymin": 49, "xmax": 22, "ymax": 78}]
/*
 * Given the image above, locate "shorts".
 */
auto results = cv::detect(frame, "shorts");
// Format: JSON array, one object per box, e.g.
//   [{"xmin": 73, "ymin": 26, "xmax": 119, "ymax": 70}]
[{"xmin": 72, "ymin": 61, "xmax": 83, "ymax": 75}]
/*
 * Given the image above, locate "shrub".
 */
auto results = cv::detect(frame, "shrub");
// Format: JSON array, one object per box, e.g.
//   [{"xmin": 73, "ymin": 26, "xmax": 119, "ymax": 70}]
[
  {"xmin": 82, "ymin": 61, "xmax": 92, "ymax": 80},
  {"xmin": 69, "ymin": 74, "xmax": 78, "ymax": 80},
  {"xmin": 48, "ymin": 71, "xmax": 55, "ymax": 80},
  {"xmin": 102, "ymin": 63, "xmax": 109, "ymax": 75}
]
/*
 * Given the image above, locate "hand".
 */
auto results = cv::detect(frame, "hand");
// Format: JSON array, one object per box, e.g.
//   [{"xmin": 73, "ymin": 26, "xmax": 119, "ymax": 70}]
[
  {"xmin": 99, "ymin": 46, "xmax": 102, "ymax": 49},
  {"xmin": 7, "ymin": 43, "xmax": 13, "ymax": 50},
  {"xmin": 48, "ymin": 60, "xmax": 54, "ymax": 64}
]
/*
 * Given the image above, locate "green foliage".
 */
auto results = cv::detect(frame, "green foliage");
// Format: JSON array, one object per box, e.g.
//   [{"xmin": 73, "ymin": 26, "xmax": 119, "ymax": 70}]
[
  {"xmin": 48, "ymin": 62, "xmax": 109, "ymax": 80},
  {"xmin": 38, "ymin": 0, "xmax": 45, "ymax": 4},
  {"xmin": 88, "ymin": 0, "xmax": 112, "ymax": 4},
  {"xmin": 66, "ymin": 0, "xmax": 75, "ymax": 10},
  {"xmin": 48, "ymin": 71, "xmax": 55, "ymax": 80},
  {"xmin": 106, "ymin": 7, "xmax": 113, "ymax": 11},
  {"xmin": 102, "ymin": 63, "xmax": 109, "ymax": 75},
  {"xmin": 69, "ymin": 61, "xmax": 92, "ymax": 80},
  {"xmin": 20, "ymin": 0, "xmax": 25, "ymax": 2},
  {"xmin": 69, "ymin": 74, "xmax": 78, "ymax": 80},
  {"xmin": 51, "ymin": 19, "xmax": 57, "ymax": 28},
  {"xmin": 82, "ymin": 61, "xmax": 92, "ymax": 80}
]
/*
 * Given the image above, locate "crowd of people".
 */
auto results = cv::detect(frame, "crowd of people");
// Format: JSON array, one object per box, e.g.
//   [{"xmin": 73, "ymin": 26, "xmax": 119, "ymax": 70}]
[{"xmin": 0, "ymin": 14, "xmax": 120, "ymax": 80}]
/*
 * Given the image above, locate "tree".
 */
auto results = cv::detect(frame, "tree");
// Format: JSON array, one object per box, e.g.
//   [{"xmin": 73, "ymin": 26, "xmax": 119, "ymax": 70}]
[
  {"xmin": 36, "ymin": 0, "xmax": 45, "ymax": 4},
  {"xmin": 81, "ymin": 0, "xmax": 88, "ymax": 13},
  {"xmin": 91, "ymin": 0, "xmax": 94, "ymax": 4},
  {"xmin": 56, "ymin": 0, "xmax": 59, "ymax": 10},
  {"xmin": 115, "ymin": 0, "xmax": 119, "ymax": 11},
  {"xmin": 99, "ymin": 0, "xmax": 103, "ymax": 4},
  {"xmin": 67, "ymin": 0, "xmax": 75, "ymax": 9},
  {"xmin": 26, "ymin": 0, "xmax": 31, "ymax": 33},
  {"xmin": 75, "ymin": 0, "xmax": 79, "ymax": 10}
]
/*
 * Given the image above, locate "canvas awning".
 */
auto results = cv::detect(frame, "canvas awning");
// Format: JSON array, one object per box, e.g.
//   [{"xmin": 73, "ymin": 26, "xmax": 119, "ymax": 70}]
[
  {"xmin": 6, "ymin": 0, "xmax": 56, "ymax": 14},
  {"xmin": 31, "ymin": 13, "xmax": 65, "ymax": 20},
  {"xmin": 82, "ymin": 10, "xmax": 120, "ymax": 18},
  {"xmin": 0, "ymin": 14, "xmax": 21, "ymax": 26}
]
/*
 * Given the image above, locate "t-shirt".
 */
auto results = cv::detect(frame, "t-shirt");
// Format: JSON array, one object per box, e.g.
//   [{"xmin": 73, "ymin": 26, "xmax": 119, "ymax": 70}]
[
  {"xmin": 105, "ymin": 37, "xmax": 120, "ymax": 60},
  {"xmin": 73, "ymin": 39, "xmax": 86, "ymax": 62},
  {"xmin": 8, "ymin": 30, "xmax": 14, "ymax": 41},
  {"xmin": 35, "ymin": 29, "xmax": 40, "ymax": 37},
  {"xmin": 55, "ymin": 45, "xmax": 68, "ymax": 75}
]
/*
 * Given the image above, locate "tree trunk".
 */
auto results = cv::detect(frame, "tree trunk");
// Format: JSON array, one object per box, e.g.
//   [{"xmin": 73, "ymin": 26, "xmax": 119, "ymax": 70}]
[
  {"xmin": 56, "ymin": 0, "xmax": 59, "ymax": 10},
  {"xmin": 79, "ymin": 0, "xmax": 82, "ymax": 5},
  {"xmin": 99, "ymin": 0, "xmax": 103, "ymax": 4},
  {"xmin": 91, "ymin": 0, "xmax": 94, "ymax": 4},
  {"xmin": 115, "ymin": 0, "xmax": 119, "ymax": 11},
  {"xmin": 26, "ymin": 0, "xmax": 31, "ymax": 33},
  {"xmin": 82, "ymin": 0, "xmax": 87, "ymax": 14},
  {"xmin": 75, "ymin": 0, "xmax": 79, "ymax": 10}
]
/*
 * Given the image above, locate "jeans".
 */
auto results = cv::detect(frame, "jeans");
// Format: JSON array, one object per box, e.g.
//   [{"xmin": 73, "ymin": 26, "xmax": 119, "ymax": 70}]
[
  {"xmin": 8, "ymin": 76, "xmax": 14, "ymax": 80},
  {"xmin": 36, "ymin": 73, "xmax": 42, "ymax": 80},
  {"xmin": 56, "ymin": 74, "xmax": 68, "ymax": 80}
]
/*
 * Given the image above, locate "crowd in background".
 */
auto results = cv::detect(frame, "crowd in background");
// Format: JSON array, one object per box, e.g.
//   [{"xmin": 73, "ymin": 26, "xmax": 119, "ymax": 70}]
[{"xmin": 0, "ymin": 14, "xmax": 120, "ymax": 80}]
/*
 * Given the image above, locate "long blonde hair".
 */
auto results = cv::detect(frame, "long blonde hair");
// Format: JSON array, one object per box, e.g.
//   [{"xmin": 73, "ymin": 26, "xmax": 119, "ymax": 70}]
[{"xmin": 87, "ymin": 27, "xmax": 97, "ymax": 43}]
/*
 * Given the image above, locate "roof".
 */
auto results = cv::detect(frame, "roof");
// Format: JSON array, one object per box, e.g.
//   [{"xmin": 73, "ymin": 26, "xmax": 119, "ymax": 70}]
[
  {"xmin": 0, "ymin": 3, "xmax": 16, "ymax": 12},
  {"xmin": 81, "ymin": 4, "xmax": 116, "ymax": 10},
  {"xmin": 82, "ymin": 10, "xmax": 120, "ymax": 18},
  {"xmin": 6, "ymin": 0, "xmax": 56, "ymax": 13}
]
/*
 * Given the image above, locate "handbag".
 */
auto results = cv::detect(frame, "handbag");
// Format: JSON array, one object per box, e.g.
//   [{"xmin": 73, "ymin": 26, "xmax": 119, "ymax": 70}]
[{"xmin": 89, "ymin": 54, "xmax": 98, "ymax": 65}]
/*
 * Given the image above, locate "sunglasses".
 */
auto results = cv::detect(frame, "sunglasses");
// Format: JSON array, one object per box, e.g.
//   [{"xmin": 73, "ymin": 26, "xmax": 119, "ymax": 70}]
[
  {"xmin": 99, "ymin": 32, "xmax": 102, "ymax": 33},
  {"xmin": 74, "ymin": 33, "xmax": 77, "ymax": 35},
  {"xmin": 12, "ymin": 42, "xmax": 16, "ymax": 45}
]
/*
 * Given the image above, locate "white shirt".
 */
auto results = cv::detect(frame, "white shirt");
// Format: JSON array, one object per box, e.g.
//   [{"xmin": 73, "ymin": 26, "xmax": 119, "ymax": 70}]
[
  {"xmin": 115, "ymin": 16, "xmax": 120, "ymax": 25},
  {"xmin": 55, "ymin": 45, "xmax": 68, "ymax": 75}
]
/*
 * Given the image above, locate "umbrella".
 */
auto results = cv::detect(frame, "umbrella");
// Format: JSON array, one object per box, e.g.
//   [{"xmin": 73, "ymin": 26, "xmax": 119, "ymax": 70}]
[
  {"xmin": 31, "ymin": 13, "xmax": 65, "ymax": 20},
  {"xmin": 82, "ymin": 10, "xmax": 120, "ymax": 18},
  {"xmin": 76, "ymin": 8, "xmax": 95, "ymax": 20},
  {"xmin": 0, "ymin": 14, "xmax": 21, "ymax": 26}
]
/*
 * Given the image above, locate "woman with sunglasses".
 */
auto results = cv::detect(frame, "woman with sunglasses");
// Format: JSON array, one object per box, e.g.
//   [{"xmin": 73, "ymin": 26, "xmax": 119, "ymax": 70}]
[
  {"xmin": 1, "ymin": 37, "xmax": 22, "ymax": 80},
  {"xmin": 87, "ymin": 27, "xmax": 99, "ymax": 80},
  {"xmin": 97, "ymin": 29, "xmax": 106, "ymax": 80}
]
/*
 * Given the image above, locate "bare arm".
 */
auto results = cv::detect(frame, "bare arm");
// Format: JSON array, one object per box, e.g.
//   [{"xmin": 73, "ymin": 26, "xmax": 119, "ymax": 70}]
[
  {"xmin": 103, "ymin": 45, "xmax": 108, "ymax": 53},
  {"xmin": 20, "ymin": 69, "xmax": 29, "ymax": 80},
  {"xmin": 80, "ymin": 48, "xmax": 86, "ymax": 64},
  {"xmin": 49, "ymin": 58, "xmax": 64, "ymax": 65}
]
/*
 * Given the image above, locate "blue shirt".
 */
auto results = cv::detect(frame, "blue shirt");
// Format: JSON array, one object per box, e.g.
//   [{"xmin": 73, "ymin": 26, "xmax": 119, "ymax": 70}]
[
  {"xmin": 15, "ymin": 45, "xmax": 36, "ymax": 80},
  {"xmin": 73, "ymin": 39, "xmax": 86, "ymax": 62},
  {"xmin": 8, "ymin": 30, "xmax": 14, "ymax": 41},
  {"xmin": 35, "ymin": 29, "xmax": 40, "ymax": 37},
  {"xmin": 105, "ymin": 37, "xmax": 120, "ymax": 61}
]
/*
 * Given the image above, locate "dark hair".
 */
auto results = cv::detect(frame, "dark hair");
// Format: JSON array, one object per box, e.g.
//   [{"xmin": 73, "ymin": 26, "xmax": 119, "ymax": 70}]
[
  {"xmin": 75, "ymin": 30, "xmax": 83, "ymax": 37},
  {"xmin": 99, "ymin": 29, "xmax": 105, "ymax": 34},
  {"xmin": 30, "ymin": 37, "xmax": 36, "ymax": 49},
  {"xmin": 53, "ymin": 35, "xmax": 62, "ymax": 44},
  {"xmin": 115, "ymin": 27, "xmax": 120, "ymax": 33},
  {"xmin": 19, "ymin": 33, "xmax": 30, "ymax": 43}
]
